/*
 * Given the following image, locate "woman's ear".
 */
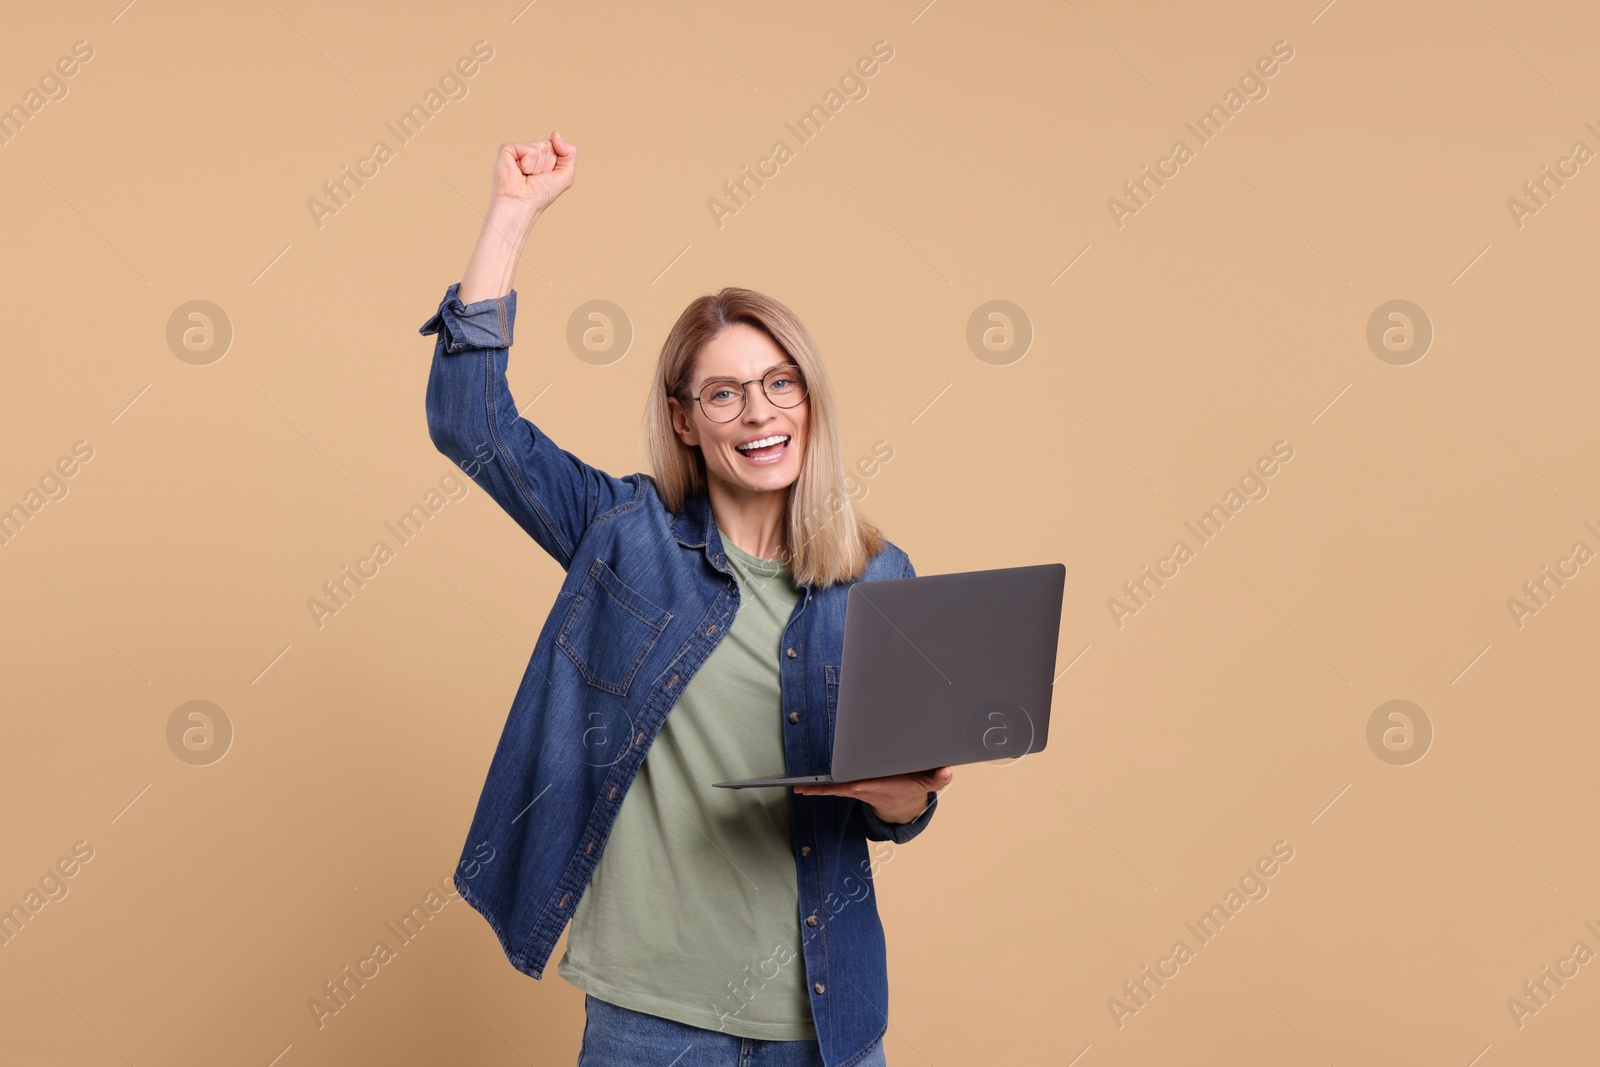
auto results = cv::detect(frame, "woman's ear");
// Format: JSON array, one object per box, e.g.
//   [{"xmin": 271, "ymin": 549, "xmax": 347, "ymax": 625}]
[{"xmin": 667, "ymin": 396, "xmax": 699, "ymax": 446}]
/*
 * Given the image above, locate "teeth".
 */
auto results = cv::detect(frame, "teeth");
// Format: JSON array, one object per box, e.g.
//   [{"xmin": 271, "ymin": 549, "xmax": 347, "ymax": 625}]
[{"xmin": 737, "ymin": 435, "xmax": 789, "ymax": 451}]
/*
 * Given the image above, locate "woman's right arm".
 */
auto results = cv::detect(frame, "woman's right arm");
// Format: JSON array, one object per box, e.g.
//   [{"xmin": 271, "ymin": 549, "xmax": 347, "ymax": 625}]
[{"xmin": 423, "ymin": 135, "xmax": 640, "ymax": 570}]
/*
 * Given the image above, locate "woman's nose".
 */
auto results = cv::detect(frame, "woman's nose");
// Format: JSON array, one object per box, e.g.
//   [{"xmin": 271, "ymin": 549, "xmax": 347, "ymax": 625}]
[{"xmin": 742, "ymin": 387, "xmax": 778, "ymax": 420}]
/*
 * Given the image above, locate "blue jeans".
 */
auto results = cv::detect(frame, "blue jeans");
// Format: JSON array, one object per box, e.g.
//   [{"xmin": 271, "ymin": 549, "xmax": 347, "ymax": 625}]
[{"xmin": 576, "ymin": 994, "xmax": 888, "ymax": 1066}]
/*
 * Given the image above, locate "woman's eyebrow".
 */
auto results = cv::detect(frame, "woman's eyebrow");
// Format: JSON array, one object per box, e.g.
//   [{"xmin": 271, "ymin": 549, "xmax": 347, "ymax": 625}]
[{"xmin": 698, "ymin": 362, "xmax": 796, "ymax": 387}]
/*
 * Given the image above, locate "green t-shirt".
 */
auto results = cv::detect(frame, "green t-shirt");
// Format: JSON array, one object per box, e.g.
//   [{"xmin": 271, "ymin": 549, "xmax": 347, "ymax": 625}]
[{"xmin": 556, "ymin": 537, "xmax": 815, "ymax": 1039}]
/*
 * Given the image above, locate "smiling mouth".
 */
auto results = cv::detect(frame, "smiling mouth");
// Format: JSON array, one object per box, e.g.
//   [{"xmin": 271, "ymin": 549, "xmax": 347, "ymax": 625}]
[{"xmin": 735, "ymin": 434, "xmax": 790, "ymax": 465}]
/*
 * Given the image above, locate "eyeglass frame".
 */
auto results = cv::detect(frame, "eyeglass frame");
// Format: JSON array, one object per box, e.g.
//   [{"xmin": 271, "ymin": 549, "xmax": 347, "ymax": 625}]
[{"xmin": 684, "ymin": 363, "xmax": 808, "ymax": 424}]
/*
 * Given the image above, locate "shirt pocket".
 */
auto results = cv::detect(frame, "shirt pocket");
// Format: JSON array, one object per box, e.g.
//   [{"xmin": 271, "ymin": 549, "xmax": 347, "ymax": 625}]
[{"xmin": 557, "ymin": 557, "xmax": 673, "ymax": 696}]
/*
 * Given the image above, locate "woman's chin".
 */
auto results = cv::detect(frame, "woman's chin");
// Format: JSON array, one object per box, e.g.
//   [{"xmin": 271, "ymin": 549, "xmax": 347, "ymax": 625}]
[{"xmin": 713, "ymin": 463, "xmax": 799, "ymax": 495}]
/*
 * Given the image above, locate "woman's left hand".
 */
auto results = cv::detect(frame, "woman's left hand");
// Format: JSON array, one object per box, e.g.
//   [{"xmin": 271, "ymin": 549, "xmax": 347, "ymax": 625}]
[{"xmin": 793, "ymin": 766, "xmax": 954, "ymax": 824}]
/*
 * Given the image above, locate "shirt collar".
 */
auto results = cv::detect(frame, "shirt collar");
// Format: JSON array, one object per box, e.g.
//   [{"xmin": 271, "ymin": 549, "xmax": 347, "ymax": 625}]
[
  {"xmin": 671, "ymin": 489, "xmax": 718, "ymax": 551},
  {"xmin": 671, "ymin": 489, "xmax": 812, "ymax": 595}
]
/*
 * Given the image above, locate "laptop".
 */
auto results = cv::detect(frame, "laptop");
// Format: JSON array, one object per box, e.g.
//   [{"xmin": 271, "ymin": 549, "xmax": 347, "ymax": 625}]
[{"xmin": 714, "ymin": 562, "xmax": 1065, "ymax": 788}]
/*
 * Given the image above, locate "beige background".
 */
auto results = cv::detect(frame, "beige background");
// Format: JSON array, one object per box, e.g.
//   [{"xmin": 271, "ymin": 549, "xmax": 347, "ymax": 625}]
[{"xmin": 2, "ymin": 0, "xmax": 1597, "ymax": 1064}]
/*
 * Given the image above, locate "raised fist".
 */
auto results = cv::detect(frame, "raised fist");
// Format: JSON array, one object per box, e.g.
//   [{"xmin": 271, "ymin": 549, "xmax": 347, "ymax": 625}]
[{"xmin": 490, "ymin": 132, "xmax": 577, "ymax": 215}]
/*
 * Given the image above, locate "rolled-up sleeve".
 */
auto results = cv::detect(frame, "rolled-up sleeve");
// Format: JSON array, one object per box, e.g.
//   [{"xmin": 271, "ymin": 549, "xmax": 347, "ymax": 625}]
[{"xmin": 418, "ymin": 282, "xmax": 517, "ymax": 352}]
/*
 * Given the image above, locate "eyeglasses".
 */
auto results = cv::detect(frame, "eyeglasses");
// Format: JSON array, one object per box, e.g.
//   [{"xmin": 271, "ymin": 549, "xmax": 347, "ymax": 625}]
[{"xmin": 690, "ymin": 364, "xmax": 808, "ymax": 423}]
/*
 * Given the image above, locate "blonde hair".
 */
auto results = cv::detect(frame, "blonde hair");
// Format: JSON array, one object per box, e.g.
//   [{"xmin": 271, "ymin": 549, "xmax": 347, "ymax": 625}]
[{"xmin": 644, "ymin": 287, "xmax": 885, "ymax": 587}]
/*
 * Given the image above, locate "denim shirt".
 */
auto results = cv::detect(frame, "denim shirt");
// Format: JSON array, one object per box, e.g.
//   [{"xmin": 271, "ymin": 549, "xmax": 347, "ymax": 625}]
[{"xmin": 419, "ymin": 283, "xmax": 938, "ymax": 1067}]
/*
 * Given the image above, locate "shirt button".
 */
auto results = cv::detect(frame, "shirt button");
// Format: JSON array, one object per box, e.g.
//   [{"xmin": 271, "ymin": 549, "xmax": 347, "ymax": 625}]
[
  {"xmin": 788, "ymin": 712, "xmax": 799, "ymax": 724},
  {"xmin": 800, "ymin": 846, "xmax": 811, "ymax": 857},
  {"xmin": 806, "ymin": 915, "xmax": 819, "ymax": 927},
  {"xmin": 814, "ymin": 983, "xmax": 826, "ymax": 995},
  {"xmin": 786, "ymin": 648, "xmax": 797, "ymax": 658}
]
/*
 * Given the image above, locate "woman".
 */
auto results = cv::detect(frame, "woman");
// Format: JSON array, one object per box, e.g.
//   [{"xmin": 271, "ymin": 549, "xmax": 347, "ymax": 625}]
[{"xmin": 421, "ymin": 133, "xmax": 953, "ymax": 1067}]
